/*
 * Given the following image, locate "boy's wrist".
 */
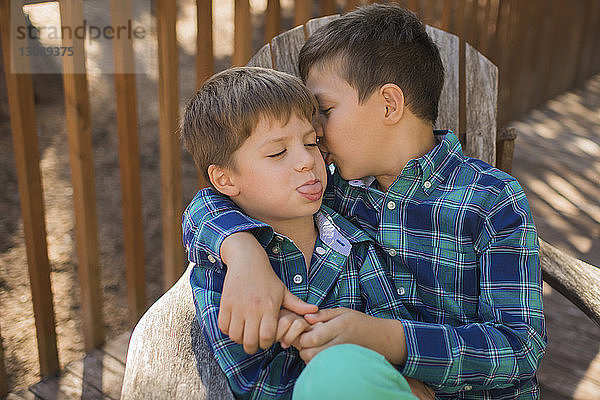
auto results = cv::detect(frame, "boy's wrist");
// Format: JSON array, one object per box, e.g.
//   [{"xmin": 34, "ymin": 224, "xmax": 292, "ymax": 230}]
[
  {"xmin": 373, "ymin": 318, "xmax": 408, "ymax": 366},
  {"xmin": 220, "ymin": 231, "xmax": 261, "ymax": 267}
]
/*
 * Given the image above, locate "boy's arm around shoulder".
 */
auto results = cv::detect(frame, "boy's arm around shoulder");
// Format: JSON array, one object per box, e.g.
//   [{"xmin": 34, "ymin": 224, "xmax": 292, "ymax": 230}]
[
  {"xmin": 184, "ymin": 188, "xmax": 317, "ymax": 354},
  {"xmin": 183, "ymin": 188, "xmax": 264, "ymax": 265},
  {"xmin": 400, "ymin": 179, "xmax": 546, "ymax": 393}
]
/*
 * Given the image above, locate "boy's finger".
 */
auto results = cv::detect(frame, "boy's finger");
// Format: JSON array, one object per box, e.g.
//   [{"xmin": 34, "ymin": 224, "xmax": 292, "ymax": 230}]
[
  {"xmin": 303, "ymin": 307, "xmax": 346, "ymax": 324},
  {"xmin": 281, "ymin": 319, "xmax": 309, "ymax": 348},
  {"xmin": 243, "ymin": 319, "xmax": 260, "ymax": 354},
  {"xmin": 258, "ymin": 314, "xmax": 277, "ymax": 349},
  {"xmin": 228, "ymin": 313, "xmax": 245, "ymax": 344},
  {"xmin": 217, "ymin": 307, "xmax": 232, "ymax": 335},
  {"xmin": 297, "ymin": 321, "xmax": 334, "ymax": 348},
  {"xmin": 281, "ymin": 290, "xmax": 318, "ymax": 315}
]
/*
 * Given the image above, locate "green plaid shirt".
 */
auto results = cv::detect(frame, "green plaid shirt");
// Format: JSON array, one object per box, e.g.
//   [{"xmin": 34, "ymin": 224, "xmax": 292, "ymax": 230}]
[
  {"xmin": 184, "ymin": 131, "xmax": 546, "ymax": 399},
  {"xmin": 185, "ymin": 201, "xmax": 402, "ymax": 399}
]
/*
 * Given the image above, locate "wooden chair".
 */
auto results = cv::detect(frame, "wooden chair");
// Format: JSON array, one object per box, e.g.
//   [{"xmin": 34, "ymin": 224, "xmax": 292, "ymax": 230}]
[{"xmin": 121, "ymin": 15, "xmax": 600, "ymax": 399}]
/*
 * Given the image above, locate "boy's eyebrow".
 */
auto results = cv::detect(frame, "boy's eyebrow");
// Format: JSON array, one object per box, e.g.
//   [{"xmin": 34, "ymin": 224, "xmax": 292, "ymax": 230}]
[{"xmin": 259, "ymin": 128, "xmax": 315, "ymax": 148}]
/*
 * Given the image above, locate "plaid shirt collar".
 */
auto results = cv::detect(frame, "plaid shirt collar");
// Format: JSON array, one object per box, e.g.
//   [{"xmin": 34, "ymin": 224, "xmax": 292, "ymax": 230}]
[
  {"xmin": 347, "ymin": 130, "xmax": 461, "ymax": 197},
  {"xmin": 250, "ymin": 204, "xmax": 372, "ymax": 256}
]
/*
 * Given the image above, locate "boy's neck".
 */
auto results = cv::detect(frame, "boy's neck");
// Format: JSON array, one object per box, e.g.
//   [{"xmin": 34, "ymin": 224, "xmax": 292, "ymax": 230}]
[
  {"xmin": 268, "ymin": 216, "xmax": 318, "ymax": 269},
  {"xmin": 375, "ymin": 116, "xmax": 436, "ymax": 192}
]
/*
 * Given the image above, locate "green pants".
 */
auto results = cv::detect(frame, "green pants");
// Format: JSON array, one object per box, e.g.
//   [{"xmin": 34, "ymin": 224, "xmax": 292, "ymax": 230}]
[{"xmin": 293, "ymin": 344, "xmax": 418, "ymax": 400}]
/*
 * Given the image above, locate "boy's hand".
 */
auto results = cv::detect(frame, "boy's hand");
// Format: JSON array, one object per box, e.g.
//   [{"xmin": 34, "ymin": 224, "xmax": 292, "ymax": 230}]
[
  {"xmin": 218, "ymin": 232, "xmax": 318, "ymax": 354},
  {"xmin": 296, "ymin": 308, "xmax": 407, "ymax": 365},
  {"xmin": 405, "ymin": 377, "xmax": 436, "ymax": 400},
  {"xmin": 276, "ymin": 309, "xmax": 311, "ymax": 350}
]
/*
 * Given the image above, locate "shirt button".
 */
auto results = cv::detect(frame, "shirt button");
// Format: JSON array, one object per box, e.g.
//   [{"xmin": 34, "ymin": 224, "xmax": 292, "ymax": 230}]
[
  {"xmin": 272, "ymin": 245, "xmax": 281, "ymax": 254},
  {"xmin": 315, "ymin": 246, "xmax": 326, "ymax": 255},
  {"xmin": 397, "ymin": 287, "xmax": 405, "ymax": 296},
  {"xmin": 423, "ymin": 180, "xmax": 432, "ymax": 189},
  {"xmin": 464, "ymin": 385, "xmax": 473, "ymax": 391},
  {"xmin": 293, "ymin": 274, "xmax": 303, "ymax": 284},
  {"xmin": 387, "ymin": 201, "xmax": 396, "ymax": 210},
  {"xmin": 207, "ymin": 255, "xmax": 216, "ymax": 263},
  {"xmin": 275, "ymin": 235, "xmax": 284, "ymax": 242},
  {"xmin": 388, "ymin": 248, "xmax": 397, "ymax": 257}
]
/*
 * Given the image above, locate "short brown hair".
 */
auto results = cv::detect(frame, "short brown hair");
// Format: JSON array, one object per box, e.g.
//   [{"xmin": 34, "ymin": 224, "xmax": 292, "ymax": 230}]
[
  {"xmin": 181, "ymin": 67, "xmax": 318, "ymax": 182},
  {"xmin": 298, "ymin": 4, "xmax": 444, "ymax": 124}
]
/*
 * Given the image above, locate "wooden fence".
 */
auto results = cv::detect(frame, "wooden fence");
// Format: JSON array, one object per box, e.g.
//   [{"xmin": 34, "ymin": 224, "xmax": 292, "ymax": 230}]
[{"xmin": 1, "ymin": 0, "xmax": 599, "ymax": 394}]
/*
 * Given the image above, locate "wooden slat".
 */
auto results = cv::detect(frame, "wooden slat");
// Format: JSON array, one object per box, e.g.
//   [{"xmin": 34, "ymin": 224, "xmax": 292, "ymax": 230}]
[
  {"xmin": 246, "ymin": 43, "xmax": 273, "ymax": 68},
  {"xmin": 110, "ymin": 0, "xmax": 146, "ymax": 325},
  {"xmin": 59, "ymin": 0, "xmax": 104, "ymax": 351},
  {"xmin": 233, "ymin": 0, "xmax": 251, "ymax": 66},
  {"xmin": 439, "ymin": 0, "xmax": 452, "ymax": 31},
  {"xmin": 270, "ymin": 25, "xmax": 306, "ymax": 76},
  {"xmin": 454, "ymin": 0, "xmax": 467, "ymax": 141},
  {"xmin": 563, "ymin": 1, "xmax": 587, "ymax": 92},
  {"xmin": 305, "ymin": 15, "xmax": 339, "ymax": 36},
  {"xmin": 575, "ymin": 0, "xmax": 600, "ymax": 85},
  {"xmin": 196, "ymin": 0, "xmax": 214, "ymax": 86},
  {"xmin": 528, "ymin": 0, "xmax": 556, "ymax": 109},
  {"xmin": 426, "ymin": 25, "xmax": 459, "ymax": 135},
  {"xmin": 294, "ymin": 0, "xmax": 311, "ymax": 27},
  {"xmin": 321, "ymin": 0, "xmax": 336, "ymax": 16},
  {"xmin": 465, "ymin": 43, "xmax": 497, "ymax": 166},
  {"xmin": 540, "ymin": 239, "xmax": 600, "ymax": 326},
  {"xmin": 495, "ymin": 127, "xmax": 516, "ymax": 173},
  {"xmin": 156, "ymin": 0, "xmax": 183, "ymax": 289},
  {"xmin": 407, "ymin": 0, "xmax": 420, "ymax": 16},
  {"xmin": 0, "ymin": 323, "xmax": 7, "ymax": 397},
  {"xmin": 265, "ymin": 0, "xmax": 281, "ymax": 43},
  {"xmin": 508, "ymin": 0, "xmax": 535, "ymax": 119},
  {"xmin": 345, "ymin": 0, "xmax": 362, "ymax": 12},
  {"xmin": 64, "ymin": 350, "xmax": 125, "ymax": 400},
  {"xmin": 0, "ymin": 0, "xmax": 59, "ymax": 377},
  {"xmin": 30, "ymin": 371, "xmax": 109, "ymax": 400}
]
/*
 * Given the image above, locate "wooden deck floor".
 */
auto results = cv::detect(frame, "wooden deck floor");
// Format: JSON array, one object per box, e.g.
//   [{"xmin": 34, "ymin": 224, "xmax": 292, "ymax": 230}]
[{"xmin": 11, "ymin": 76, "xmax": 600, "ymax": 400}]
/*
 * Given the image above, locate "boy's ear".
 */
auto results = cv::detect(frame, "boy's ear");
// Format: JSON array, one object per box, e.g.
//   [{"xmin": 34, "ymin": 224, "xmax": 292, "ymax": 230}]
[
  {"xmin": 207, "ymin": 164, "xmax": 240, "ymax": 197},
  {"xmin": 380, "ymin": 83, "xmax": 405, "ymax": 125}
]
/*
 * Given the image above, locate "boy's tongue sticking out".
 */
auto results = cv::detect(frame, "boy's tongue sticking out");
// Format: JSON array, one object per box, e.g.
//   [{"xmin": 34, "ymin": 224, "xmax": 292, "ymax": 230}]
[{"xmin": 297, "ymin": 179, "xmax": 323, "ymax": 201}]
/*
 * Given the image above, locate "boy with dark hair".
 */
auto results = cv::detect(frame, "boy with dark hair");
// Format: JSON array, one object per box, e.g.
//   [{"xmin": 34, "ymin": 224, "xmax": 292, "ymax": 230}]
[
  {"xmin": 181, "ymin": 66, "xmax": 417, "ymax": 399},
  {"xmin": 188, "ymin": 5, "xmax": 546, "ymax": 399}
]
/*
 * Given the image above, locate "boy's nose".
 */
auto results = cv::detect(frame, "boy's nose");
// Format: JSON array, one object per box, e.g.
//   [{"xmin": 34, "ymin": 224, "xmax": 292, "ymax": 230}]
[{"xmin": 295, "ymin": 148, "xmax": 315, "ymax": 172}]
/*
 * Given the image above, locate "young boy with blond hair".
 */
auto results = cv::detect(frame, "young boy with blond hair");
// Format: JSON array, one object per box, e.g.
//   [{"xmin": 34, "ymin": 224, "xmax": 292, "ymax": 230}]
[
  {"xmin": 186, "ymin": 4, "xmax": 546, "ymax": 400},
  {"xmin": 181, "ymin": 66, "xmax": 418, "ymax": 399}
]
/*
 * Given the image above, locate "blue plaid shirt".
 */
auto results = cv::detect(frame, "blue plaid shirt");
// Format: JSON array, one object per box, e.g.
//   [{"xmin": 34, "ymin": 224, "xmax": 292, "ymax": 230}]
[
  {"xmin": 185, "ymin": 132, "xmax": 546, "ymax": 399},
  {"xmin": 184, "ymin": 194, "xmax": 403, "ymax": 400}
]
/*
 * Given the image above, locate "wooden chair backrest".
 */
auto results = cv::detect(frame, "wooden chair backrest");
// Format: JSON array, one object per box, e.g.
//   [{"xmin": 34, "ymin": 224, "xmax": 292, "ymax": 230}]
[{"xmin": 247, "ymin": 15, "xmax": 498, "ymax": 167}]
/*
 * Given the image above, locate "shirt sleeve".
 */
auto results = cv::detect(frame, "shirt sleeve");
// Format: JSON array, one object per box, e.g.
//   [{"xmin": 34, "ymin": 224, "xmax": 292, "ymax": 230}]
[
  {"xmin": 182, "ymin": 188, "xmax": 268, "ymax": 266},
  {"xmin": 399, "ymin": 180, "xmax": 546, "ymax": 393},
  {"xmin": 190, "ymin": 262, "xmax": 303, "ymax": 399}
]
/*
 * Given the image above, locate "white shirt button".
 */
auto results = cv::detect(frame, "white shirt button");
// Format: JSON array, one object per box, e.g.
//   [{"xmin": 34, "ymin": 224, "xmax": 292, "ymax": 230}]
[
  {"xmin": 464, "ymin": 385, "xmax": 473, "ymax": 391},
  {"xmin": 275, "ymin": 235, "xmax": 284, "ymax": 242},
  {"xmin": 207, "ymin": 255, "xmax": 216, "ymax": 263},
  {"xmin": 423, "ymin": 180, "xmax": 432, "ymax": 189},
  {"xmin": 397, "ymin": 287, "xmax": 406, "ymax": 296},
  {"xmin": 388, "ymin": 248, "xmax": 397, "ymax": 257},
  {"xmin": 315, "ymin": 246, "xmax": 326, "ymax": 255},
  {"xmin": 293, "ymin": 274, "xmax": 303, "ymax": 284},
  {"xmin": 387, "ymin": 201, "xmax": 396, "ymax": 210},
  {"xmin": 272, "ymin": 245, "xmax": 281, "ymax": 254}
]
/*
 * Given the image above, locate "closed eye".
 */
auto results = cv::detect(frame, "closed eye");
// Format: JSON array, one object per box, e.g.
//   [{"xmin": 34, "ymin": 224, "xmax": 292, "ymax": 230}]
[
  {"xmin": 319, "ymin": 107, "xmax": 332, "ymax": 115},
  {"xmin": 305, "ymin": 143, "xmax": 318, "ymax": 147},
  {"xmin": 267, "ymin": 149, "xmax": 286, "ymax": 158}
]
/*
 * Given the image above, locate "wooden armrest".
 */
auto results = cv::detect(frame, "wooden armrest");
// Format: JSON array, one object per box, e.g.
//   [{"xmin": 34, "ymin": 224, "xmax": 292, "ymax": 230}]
[{"xmin": 540, "ymin": 239, "xmax": 600, "ymax": 326}]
